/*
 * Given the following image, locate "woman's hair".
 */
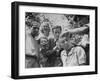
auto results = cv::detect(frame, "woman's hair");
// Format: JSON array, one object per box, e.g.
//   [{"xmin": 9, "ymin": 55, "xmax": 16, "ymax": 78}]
[{"xmin": 40, "ymin": 22, "xmax": 50, "ymax": 33}]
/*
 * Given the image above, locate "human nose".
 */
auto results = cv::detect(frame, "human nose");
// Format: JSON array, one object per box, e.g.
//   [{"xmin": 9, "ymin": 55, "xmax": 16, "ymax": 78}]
[{"xmin": 36, "ymin": 28, "xmax": 38, "ymax": 31}]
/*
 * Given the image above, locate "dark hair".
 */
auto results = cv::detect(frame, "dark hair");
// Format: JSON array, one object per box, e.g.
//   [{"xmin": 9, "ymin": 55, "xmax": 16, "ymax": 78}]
[
  {"xmin": 52, "ymin": 26, "xmax": 62, "ymax": 33},
  {"xmin": 38, "ymin": 37, "xmax": 48, "ymax": 44},
  {"xmin": 25, "ymin": 21, "xmax": 33, "ymax": 28}
]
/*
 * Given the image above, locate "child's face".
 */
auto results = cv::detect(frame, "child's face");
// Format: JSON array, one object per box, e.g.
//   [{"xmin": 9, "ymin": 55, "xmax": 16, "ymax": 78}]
[
  {"xmin": 40, "ymin": 38, "xmax": 48, "ymax": 45},
  {"xmin": 40, "ymin": 38, "xmax": 49, "ymax": 49},
  {"xmin": 59, "ymin": 37, "xmax": 72, "ymax": 50},
  {"xmin": 43, "ymin": 25, "xmax": 50, "ymax": 37}
]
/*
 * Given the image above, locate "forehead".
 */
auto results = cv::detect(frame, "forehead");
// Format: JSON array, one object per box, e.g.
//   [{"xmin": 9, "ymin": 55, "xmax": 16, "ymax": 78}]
[
  {"xmin": 59, "ymin": 36, "xmax": 71, "ymax": 42},
  {"xmin": 59, "ymin": 37, "xmax": 66, "ymax": 42},
  {"xmin": 42, "ymin": 24, "xmax": 50, "ymax": 29},
  {"xmin": 53, "ymin": 28, "xmax": 61, "ymax": 32},
  {"xmin": 40, "ymin": 38, "xmax": 48, "ymax": 41},
  {"xmin": 32, "ymin": 24, "xmax": 39, "ymax": 27},
  {"xmin": 42, "ymin": 23, "xmax": 49, "ymax": 27}
]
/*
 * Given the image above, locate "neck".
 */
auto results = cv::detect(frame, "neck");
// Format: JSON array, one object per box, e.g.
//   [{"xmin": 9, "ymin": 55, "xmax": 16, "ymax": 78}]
[{"xmin": 66, "ymin": 44, "xmax": 74, "ymax": 54}]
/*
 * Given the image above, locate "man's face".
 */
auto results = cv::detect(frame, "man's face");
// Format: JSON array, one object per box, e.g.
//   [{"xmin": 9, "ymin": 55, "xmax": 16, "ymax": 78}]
[
  {"xmin": 40, "ymin": 38, "xmax": 49, "ymax": 49},
  {"xmin": 31, "ymin": 25, "xmax": 39, "ymax": 37},
  {"xmin": 53, "ymin": 28, "xmax": 61, "ymax": 40}
]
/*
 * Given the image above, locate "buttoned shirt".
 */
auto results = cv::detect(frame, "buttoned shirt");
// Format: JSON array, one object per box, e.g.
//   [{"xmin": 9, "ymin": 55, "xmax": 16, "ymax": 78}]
[{"xmin": 61, "ymin": 46, "xmax": 86, "ymax": 66}]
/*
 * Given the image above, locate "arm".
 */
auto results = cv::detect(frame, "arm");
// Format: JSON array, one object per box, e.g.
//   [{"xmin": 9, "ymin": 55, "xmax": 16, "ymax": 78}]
[{"xmin": 68, "ymin": 26, "xmax": 88, "ymax": 34}]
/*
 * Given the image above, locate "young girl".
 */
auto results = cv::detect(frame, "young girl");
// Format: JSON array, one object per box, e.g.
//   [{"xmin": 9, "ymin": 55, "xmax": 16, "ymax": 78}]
[{"xmin": 39, "ymin": 37, "xmax": 50, "ymax": 67}]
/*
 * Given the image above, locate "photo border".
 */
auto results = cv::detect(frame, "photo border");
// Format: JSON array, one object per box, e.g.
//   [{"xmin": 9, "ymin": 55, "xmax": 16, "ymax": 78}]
[{"xmin": 11, "ymin": 1, "xmax": 98, "ymax": 79}]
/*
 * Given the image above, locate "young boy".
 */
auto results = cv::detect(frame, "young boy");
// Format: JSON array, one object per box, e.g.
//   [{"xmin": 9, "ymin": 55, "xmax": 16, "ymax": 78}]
[
  {"xmin": 59, "ymin": 32, "xmax": 86, "ymax": 66},
  {"xmin": 39, "ymin": 36, "xmax": 61, "ymax": 67},
  {"xmin": 39, "ymin": 37, "xmax": 49, "ymax": 67},
  {"xmin": 48, "ymin": 26, "xmax": 63, "ymax": 67}
]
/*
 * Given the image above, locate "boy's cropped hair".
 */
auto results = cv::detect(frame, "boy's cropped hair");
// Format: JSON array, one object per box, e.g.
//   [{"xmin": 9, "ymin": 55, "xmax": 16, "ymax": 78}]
[
  {"xmin": 26, "ymin": 20, "xmax": 40, "ymax": 28},
  {"xmin": 52, "ymin": 25, "xmax": 62, "ymax": 33},
  {"xmin": 61, "ymin": 32, "xmax": 72, "ymax": 40},
  {"xmin": 38, "ymin": 37, "xmax": 49, "ymax": 44}
]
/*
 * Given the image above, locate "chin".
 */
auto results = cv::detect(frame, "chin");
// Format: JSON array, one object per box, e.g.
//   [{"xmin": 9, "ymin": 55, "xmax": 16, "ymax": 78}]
[{"xmin": 32, "ymin": 33, "xmax": 39, "ymax": 37}]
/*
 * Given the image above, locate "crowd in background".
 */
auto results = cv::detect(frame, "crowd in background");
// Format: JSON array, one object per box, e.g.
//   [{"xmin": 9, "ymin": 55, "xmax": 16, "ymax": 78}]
[{"xmin": 25, "ymin": 12, "xmax": 89, "ymax": 68}]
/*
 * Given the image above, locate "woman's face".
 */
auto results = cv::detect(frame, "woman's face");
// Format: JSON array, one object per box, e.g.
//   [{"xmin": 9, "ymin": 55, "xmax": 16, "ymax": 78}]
[{"xmin": 43, "ymin": 25, "xmax": 50, "ymax": 37}]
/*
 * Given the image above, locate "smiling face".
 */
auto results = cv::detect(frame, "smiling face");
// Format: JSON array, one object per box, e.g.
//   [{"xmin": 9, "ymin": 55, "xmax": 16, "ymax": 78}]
[
  {"xmin": 41, "ymin": 23, "xmax": 50, "ymax": 37},
  {"xmin": 59, "ymin": 32, "xmax": 74, "ymax": 50},
  {"xmin": 31, "ymin": 26, "xmax": 39, "ymax": 37},
  {"xmin": 39, "ymin": 37, "xmax": 49, "ymax": 50}
]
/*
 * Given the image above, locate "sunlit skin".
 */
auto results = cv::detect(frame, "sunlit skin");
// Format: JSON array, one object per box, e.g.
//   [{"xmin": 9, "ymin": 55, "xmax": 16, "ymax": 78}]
[
  {"xmin": 42, "ymin": 24, "xmax": 50, "ymax": 37},
  {"xmin": 59, "ymin": 37, "xmax": 74, "ymax": 54},
  {"xmin": 40, "ymin": 37, "xmax": 49, "ymax": 50},
  {"xmin": 31, "ymin": 25, "xmax": 39, "ymax": 38}
]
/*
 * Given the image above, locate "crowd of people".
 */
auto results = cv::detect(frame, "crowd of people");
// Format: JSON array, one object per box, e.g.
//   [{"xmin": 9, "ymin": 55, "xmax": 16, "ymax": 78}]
[{"xmin": 25, "ymin": 13, "xmax": 89, "ymax": 68}]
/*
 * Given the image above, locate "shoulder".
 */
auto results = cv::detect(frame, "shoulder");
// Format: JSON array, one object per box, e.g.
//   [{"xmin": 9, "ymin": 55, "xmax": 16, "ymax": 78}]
[{"xmin": 74, "ymin": 46, "xmax": 85, "ymax": 52}]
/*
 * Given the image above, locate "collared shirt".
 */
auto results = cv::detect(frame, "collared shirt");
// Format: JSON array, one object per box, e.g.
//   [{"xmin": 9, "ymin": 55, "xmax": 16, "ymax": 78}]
[
  {"xmin": 25, "ymin": 31, "xmax": 39, "ymax": 57},
  {"xmin": 61, "ymin": 46, "xmax": 86, "ymax": 66}
]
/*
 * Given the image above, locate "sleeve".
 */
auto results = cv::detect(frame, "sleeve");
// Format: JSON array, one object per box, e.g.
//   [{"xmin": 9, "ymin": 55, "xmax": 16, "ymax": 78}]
[{"xmin": 76, "ymin": 46, "xmax": 86, "ymax": 65}]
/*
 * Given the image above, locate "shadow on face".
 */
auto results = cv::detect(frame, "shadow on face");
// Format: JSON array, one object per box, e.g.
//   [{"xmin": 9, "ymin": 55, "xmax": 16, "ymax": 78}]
[
  {"xmin": 31, "ymin": 26, "xmax": 39, "ymax": 37},
  {"xmin": 53, "ymin": 28, "xmax": 61, "ymax": 40},
  {"xmin": 59, "ymin": 37, "xmax": 73, "ymax": 50}
]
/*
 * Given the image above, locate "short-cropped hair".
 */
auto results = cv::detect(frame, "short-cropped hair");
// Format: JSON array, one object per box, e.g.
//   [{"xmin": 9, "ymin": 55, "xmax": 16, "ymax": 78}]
[{"xmin": 61, "ymin": 32, "xmax": 72, "ymax": 41}]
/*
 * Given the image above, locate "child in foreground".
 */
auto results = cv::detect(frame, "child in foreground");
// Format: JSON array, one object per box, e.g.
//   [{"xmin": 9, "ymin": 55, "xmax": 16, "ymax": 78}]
[{"xmin": 59, "ymin": 32, "xmax": 86, "ymax": 66}]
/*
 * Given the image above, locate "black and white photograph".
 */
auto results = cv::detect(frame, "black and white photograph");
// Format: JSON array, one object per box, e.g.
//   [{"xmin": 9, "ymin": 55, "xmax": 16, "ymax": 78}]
[
  {"xmin": 11, "ymin": 1, "xmax": 97, "ymax": 79},
  {"xmin": 25, "ymin": 12, "xmax": 90, "ymax": 68}
]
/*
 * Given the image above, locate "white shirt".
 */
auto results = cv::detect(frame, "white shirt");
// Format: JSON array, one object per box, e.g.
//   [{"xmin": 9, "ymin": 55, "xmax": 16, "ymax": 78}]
[
  {"xmin": 25, "ymin": 26, "xmax": 39, "ymax": 56},
  {"xmin": 61, "ymin": 46, "xmax": 86, "ymax": 66}
]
